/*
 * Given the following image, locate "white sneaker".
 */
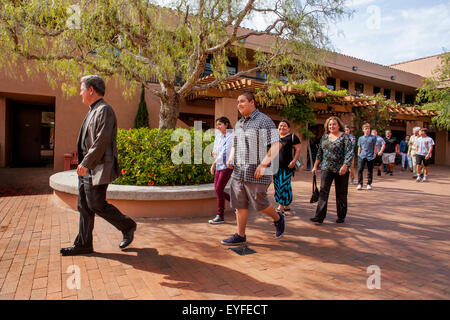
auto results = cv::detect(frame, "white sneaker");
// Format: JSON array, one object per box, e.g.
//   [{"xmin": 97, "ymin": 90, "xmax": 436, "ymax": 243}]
[
  {"xmin": 366, "ymin": 185, "xmax": 372, "ymax": 190},
  {"xmin": 422, "ymin": 176, "xmax": 428, "ymax": 182},
  {"xmin": 356, "ymin": 184, "xmax": 362, "ymax": 190},
  {"xmin": 416, "ymin": 176, "xmax": 421, "ymax": 182}
]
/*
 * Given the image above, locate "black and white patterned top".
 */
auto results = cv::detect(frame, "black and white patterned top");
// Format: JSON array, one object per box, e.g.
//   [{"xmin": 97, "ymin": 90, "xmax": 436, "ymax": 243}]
[
  {"xmin": 316, "ymin": 133, "xmax": 354, "ymax": 173},
  {"xmin": 231, "ymin": 109, "xmax": 279, "ymax": 185}
]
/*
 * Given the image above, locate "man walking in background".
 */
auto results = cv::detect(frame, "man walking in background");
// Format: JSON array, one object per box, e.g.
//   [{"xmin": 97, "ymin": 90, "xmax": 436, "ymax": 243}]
[
  {"xmin": 400, "ymin": 135, "xmax": 410, "ymax": 171},
  {"xmin": 356, "ymin": 123, "xmax": 377, "ymax": 190},
  {"xmin": 408, "ymin": 127, "xmax": 421, "ymax": 179},
  {"xmin": 382, "ymin": 130, "xmax": 399, "ymax": 176},
  {"xmin": 415, "ymin": 128, "xmax": 435, "ymax": 182},
  {"xmin": 371, "ymin": 129, "xmax": 385, "ymax": 177}
]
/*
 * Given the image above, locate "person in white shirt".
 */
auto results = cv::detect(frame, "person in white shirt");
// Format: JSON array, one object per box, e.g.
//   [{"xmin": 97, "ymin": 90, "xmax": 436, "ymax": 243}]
[
  {"xmin": 209, "ymin": 117, "xmax": 234, "ymax": 224},
  {"xmin": 415, "ymin": 128, "xmax": 435, "ymax": 182}
]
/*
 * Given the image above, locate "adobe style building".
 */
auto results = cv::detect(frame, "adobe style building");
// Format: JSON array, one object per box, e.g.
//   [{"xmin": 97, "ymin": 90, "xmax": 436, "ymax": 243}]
[{"xmin": 0, "ymin": 41, "xmax": 448, "ymax": 171}]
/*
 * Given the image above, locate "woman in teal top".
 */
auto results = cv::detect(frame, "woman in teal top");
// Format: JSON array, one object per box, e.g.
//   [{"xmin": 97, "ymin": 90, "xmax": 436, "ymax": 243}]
[{"xmin": 310, "ymin": 116, "xmax": 354, "ymax": 224}]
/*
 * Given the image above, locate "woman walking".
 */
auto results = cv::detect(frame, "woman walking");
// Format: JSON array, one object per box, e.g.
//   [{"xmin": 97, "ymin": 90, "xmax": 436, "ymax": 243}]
[
  {"xmin": 209, "ymin": 117, "xmax": 233, "ymax": 224},
  {"xmin": 273, "ymin": 120, "xmax": 301, "ymax": 214},
  {"xmin": 310, "ymin": 116, "xmax": 354, "ymax": 224}
]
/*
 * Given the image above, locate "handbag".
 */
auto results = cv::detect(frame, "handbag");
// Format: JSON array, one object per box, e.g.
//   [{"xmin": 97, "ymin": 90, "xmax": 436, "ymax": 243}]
[{"xmin": 310, "ymin": 174, "xmax": 320, "ymax": 203}]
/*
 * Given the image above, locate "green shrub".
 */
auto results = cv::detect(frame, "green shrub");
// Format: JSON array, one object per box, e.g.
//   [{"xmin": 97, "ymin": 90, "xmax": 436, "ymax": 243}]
[{"xmin": 114, "ymin": 127, "xmax": 215, "ymax": 186}]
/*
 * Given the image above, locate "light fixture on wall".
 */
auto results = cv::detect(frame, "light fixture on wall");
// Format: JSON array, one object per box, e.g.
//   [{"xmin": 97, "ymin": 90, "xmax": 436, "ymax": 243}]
[
  {"xmin": 391, "ymin": 75, "xmax": 396, "ymax": 80},
  {"xmin": 352, "ymin": 66, "xmax": 358, "ymax": 71}
]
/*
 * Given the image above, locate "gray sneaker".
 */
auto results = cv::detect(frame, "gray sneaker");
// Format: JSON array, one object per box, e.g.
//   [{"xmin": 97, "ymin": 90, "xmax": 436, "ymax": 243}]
[{"xmin": 209, "ymin": 215, "xmax": 225, "ymax": 224}]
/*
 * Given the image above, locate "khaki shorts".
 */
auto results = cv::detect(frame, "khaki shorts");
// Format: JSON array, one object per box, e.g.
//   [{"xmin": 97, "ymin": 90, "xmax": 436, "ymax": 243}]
[
  {"xmin": 230, "ymin": 178, "xmax": 271, "ymax": 212},
  {"xmin": 382, "ymin": 153, "xmax": 396, "ymax": 164}
]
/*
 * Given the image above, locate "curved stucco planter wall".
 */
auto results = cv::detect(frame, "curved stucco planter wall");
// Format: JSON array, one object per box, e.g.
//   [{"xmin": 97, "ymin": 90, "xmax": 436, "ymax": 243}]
[{"xmin": 49, "ymin": 170, "xmax": 230, "ymax": 218}]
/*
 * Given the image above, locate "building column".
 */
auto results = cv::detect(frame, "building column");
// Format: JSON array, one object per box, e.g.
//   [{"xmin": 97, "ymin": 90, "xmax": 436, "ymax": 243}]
[
  {"xmin": 406, "ymin": 120, "xmax": 423, "ymax": 135},
  {"xmin": 340, "ymin": 113, "xmax": 354, "ymax": 129},
  {"xmin": 0, "ymin": 97, "xmax": 6, "ymax": 167},
  {"xmin": 215, "ymin": 97, "xmax": 238, "ymax": 126},
  {"xmin": 435, "ymin": 130, "xmax": 449, "ymax": 165}
]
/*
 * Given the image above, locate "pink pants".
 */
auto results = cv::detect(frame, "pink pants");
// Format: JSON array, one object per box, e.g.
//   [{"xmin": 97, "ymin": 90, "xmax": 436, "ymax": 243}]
[{"xmin": 214, "ymin": 168, "xmax": 233, "ymax": 217}]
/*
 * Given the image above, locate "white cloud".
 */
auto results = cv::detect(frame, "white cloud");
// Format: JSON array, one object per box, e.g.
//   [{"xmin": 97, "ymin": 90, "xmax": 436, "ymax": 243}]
[
  {"xmin": 347, "ymin": 0, "xmax": 377, "ymax": 7},
  {"xmin": 330, "ymin": 2, "xmax": 450, "ymax": 65}
]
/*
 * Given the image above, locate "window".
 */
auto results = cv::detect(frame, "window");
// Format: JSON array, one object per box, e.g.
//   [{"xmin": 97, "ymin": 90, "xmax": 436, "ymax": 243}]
[
  {"xmin": 395, "ymin": 91, "xmax": 403, "ymax": 103},
  {"xmin": 326, "ymin": 77, "xmax": 336, "ymax": 90},
  {"xmin": 355, "ymin": 82, "xmax": 364, "ymax": 95},
  {"xmin": 202, "ymin": 56, "xmax": 213, "ymax": 77},
  {"xmin": 226, "ymin": 57, "xmax": 238, "ymax": 75},
  {"xmin": 255, "ymin": 70, "xmax": 267, "ymax": 81},
  {"xmin": 384, "ymin": 88, "xmax": 391, "ymax": 99},
  {"xmin": 279, "ymin": 75, "xmax": 289, "ymax": 83},
  {"xmin": 202, "ymin": 55, "xmax": 238, "ymax": 77},
  {"xmin": 373, "ymin": 86, "xmax": 381, "ymax": 95},
  {"xmin": 405, "ymin": 94, "xmax": 415, "ymax": 105},
  {"xmin": 340, "ymin": 80, "xmax": 349, "ymax": 90}
]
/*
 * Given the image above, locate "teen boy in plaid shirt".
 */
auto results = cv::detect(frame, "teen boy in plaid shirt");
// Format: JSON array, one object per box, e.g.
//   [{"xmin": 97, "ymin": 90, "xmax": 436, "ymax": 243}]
[{"xmin": 221, "ymin": 92, "xmax": 285, "ymax": 245}]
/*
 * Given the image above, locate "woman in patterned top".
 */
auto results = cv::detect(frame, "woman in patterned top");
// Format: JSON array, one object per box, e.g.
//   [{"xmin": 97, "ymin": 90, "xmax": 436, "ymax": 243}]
[{"xmin": 310, "ymin": 116, "xmax": 354, "ymax": 224}]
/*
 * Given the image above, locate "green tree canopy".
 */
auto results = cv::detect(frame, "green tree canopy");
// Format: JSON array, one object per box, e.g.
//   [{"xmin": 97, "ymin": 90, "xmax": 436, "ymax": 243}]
[
  {"xmin": 0, "ymin": 0, "xmax": 350, "ymax": 129},
  {"xmin": 416, "ymin": 52, "xmax": 450, "ymax": 130}
]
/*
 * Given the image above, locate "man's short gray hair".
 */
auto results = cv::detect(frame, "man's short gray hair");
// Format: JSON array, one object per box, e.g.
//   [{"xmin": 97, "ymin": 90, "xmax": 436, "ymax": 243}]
[
  {"xmin": 80, "ymin": 75, "xmax": 105, "ymax": 96},
  {"xmin": 413, "ymin": 126, "xmax": 421, "ymax": 132}
]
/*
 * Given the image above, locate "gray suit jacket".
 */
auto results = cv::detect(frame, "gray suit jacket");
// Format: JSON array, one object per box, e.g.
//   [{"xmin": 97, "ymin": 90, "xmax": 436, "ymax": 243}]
[{"xmin": 77, "ymin": 99, "xmax": 120, "ymax": 186}]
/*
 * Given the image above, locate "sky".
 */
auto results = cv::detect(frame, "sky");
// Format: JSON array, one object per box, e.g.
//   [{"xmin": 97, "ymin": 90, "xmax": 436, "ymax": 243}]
[
  {"xmin": 155, "ymin": 0, "xmax": 449, "ymax": 66},
  {"xmin": 329, "ymin": 0, "xmax": 450, "ymax": 65}
]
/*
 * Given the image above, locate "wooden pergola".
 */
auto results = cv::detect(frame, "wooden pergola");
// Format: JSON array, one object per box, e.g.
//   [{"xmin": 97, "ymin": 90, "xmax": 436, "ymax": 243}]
[{"xmin": 187, "ymin": 75, "xmax": 435, "ymax": 122}]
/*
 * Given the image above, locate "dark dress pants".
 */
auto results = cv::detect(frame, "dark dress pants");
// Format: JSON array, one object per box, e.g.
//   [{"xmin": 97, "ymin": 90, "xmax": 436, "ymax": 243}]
[
  {"xmin": 315, "ymin": 170, "xmax": 349, "ymax": 221},
  {"xmin": 357, "ymin": 158, "xmax": 374, "ymax": 186},
  {"xmin": 74, "ymin": 175, "xmax": 136, "ymax": 248}
]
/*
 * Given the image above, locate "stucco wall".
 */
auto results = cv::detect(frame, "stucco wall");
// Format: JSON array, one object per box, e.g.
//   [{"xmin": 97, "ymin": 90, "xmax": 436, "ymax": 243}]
[{"xmin": 390, "ymin": 54, "xmax": 444, "ymax": 78}]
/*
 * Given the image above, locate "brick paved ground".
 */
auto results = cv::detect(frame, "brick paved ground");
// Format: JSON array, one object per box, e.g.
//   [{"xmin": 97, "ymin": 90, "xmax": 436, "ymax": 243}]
[{"xmin": 0, "ymin": 165, "xmax": 448, "ymax": 300}]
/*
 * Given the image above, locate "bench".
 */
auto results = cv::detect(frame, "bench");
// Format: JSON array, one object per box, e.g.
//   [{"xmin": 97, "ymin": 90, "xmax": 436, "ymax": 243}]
[{"xmin": 63, "ymin": 150, "xmax": 78, "ymax": 170}]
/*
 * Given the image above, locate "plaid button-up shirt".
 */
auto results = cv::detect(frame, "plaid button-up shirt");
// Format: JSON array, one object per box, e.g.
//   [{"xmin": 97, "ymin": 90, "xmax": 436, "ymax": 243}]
[{"xmin": 231, "ymin": 109, "xmax": 279, "ymax": 185}]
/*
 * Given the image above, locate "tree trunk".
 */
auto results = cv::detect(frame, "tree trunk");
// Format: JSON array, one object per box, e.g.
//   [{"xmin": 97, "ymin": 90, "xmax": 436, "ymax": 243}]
[{"xmin": 158, "ymin": 91, "xmax": 181, "ymax": 130}]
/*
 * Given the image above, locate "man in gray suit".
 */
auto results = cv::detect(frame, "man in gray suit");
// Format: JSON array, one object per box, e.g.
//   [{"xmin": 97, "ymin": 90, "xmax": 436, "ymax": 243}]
[{"xmin": 60, "ymin": 75, "xmax": 137, "ymax": 256}]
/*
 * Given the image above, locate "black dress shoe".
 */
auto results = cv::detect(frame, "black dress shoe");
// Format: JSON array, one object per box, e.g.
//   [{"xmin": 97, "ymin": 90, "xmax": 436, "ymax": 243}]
[
  {"xmin": 310, "ymin": 217, "xmax": 324, "ymax": 224},
  {"xmin": 60, "ymin": 245, "xmax": 93, "ymax": 256},
  {"xmin": 120, "ymin": 224, "xmax": 137, "ymax": 250},
  {"xmin": 336, "ymin": 218, "xmax": 345, "ymax": 223}
]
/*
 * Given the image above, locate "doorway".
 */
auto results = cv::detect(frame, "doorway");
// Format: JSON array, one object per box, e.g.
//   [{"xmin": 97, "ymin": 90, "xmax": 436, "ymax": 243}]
[{"xmin": 11, "ymin": 102, "xmax": 55, "ymax": 167}]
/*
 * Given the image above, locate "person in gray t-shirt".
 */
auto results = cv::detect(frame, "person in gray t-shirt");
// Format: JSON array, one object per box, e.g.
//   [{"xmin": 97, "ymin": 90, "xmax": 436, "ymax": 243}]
[{"xmin": 357, "ymin": 123, "xmax": 377, "ymax": 190}]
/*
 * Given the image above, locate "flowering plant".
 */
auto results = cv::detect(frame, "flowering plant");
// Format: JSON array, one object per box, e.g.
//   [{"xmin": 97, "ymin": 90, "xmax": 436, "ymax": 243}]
[{"xmin": 114, "ymin": 127, "xmax": 214, "ymax": 186}]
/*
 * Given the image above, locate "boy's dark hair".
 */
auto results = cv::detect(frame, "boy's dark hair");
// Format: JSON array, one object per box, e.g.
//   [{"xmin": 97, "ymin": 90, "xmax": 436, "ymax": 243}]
[{"xmin": 240, "ymin": 92, "xmax": 256, "ymax": 105}]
